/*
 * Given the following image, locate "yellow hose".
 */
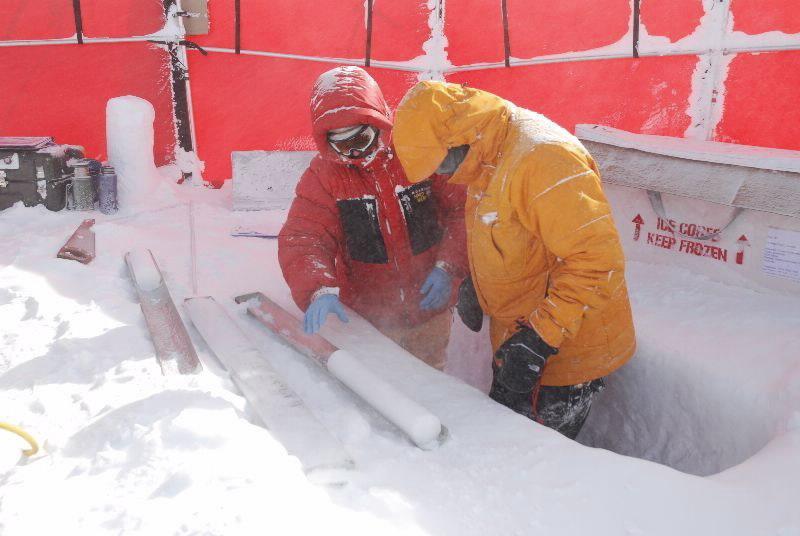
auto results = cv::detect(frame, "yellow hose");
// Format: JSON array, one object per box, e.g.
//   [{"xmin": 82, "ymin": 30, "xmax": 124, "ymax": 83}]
[{"xmin": 0, "ymin": 422, "xmax": 39, "ymax": 457}]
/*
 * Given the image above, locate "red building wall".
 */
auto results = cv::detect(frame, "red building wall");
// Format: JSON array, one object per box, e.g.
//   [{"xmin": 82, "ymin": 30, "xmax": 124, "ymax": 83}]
[{"xmin": 0, "ymin": 2, "xmax": 175, "ymax": 164}]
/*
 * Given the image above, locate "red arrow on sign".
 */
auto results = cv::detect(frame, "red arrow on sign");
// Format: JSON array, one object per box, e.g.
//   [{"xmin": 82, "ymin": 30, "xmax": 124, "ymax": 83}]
[
  {"xmin": 736, "ymin": 234, "xmax": 749, "ymax": 265},
  {"xmin": 632, "ymin": 214, "xmax": 644, "ymax": 241}
]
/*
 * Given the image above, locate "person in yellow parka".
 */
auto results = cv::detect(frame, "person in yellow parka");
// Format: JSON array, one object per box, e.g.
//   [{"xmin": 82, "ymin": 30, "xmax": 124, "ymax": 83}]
[{"xmin": 392, "ymin": 81, "xmax": 636, "ymax": 439}]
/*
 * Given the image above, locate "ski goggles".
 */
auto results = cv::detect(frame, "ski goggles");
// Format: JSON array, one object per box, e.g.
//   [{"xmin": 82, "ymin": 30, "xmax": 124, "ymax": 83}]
[{"xmin": 327, "ymin": 125, "xmax": 379, "ymax": 159}]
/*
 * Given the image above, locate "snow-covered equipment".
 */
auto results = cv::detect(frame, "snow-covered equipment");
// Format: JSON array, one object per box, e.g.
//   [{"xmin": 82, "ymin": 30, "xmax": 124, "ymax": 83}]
[
  {"xmin": 230, "ymin": 229, "xmax": 278, "ymax": 239},
  {"xmin": 106, "ymin": 96, "xmax": 161, "ymax": 209},
  {"xmin": 231, "ymin": 151, "xmax": 314, "ymax": 211},
  {"xmin": 230, "ymin": 212, "xmax": 286, "ymax": 239},
  {"xmin": 577, "ymin": 124, "xmax": 800, "ymax": 295},
  {"xmin": 125, "ymin": 248, "xmax": 201, "ymax": 375},
  {"xmin": 180, "ymin": 0, "xmax": 210, "ymax": 36},
  {"xmin": 0, "ymin": 136, "xmax": 83, "ymax": 212},
  {"xmin": 57, "ymin": 219, "xmax": 96, "ymax": 264},
  {"xmin": 235, "ymin": 292, "xmax": 446, "ymax": 450},
  {"xmin": 97, "ymin": 163, "xmax": 119, "ymax": 215},
  {"xmin": 184, "ymin": 296, "xmax": 354, "ymax": 479},
  {"xmin": 65, "ymin": 159, "xmax": 96, "ymax": 211}
]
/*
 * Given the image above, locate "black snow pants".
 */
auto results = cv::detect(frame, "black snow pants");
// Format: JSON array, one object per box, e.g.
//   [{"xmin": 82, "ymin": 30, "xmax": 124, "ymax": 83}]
[{"xmin": 490, "ymin": 376, "xmax": 605, "ymax": 440}]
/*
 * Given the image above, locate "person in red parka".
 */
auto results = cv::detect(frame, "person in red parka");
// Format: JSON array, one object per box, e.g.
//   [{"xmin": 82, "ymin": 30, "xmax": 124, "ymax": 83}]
[{"xmin": 278, "ymin": 66, "xmax": 467, "ymax": 370}]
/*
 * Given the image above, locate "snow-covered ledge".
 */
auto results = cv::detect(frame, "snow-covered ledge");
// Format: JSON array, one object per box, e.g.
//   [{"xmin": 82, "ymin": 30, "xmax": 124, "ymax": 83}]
[{"xmin": 577, "ymin": 124, "xmax": 800, "ymax": 218}]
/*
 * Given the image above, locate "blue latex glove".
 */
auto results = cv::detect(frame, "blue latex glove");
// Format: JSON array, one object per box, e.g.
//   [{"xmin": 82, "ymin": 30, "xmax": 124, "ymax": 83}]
[
  {"xmin": 420, "ymin": 266, "xmax": 452, "ymax": 311},
  {"xmin": 304, "ymin": 293, "xmax": 348, "ymax": 334}
]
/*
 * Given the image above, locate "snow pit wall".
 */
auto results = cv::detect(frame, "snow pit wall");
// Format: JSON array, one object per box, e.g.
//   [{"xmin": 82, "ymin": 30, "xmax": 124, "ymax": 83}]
[
  {"xmin": 578, "ymin": 202, "xmax": 800, "ymax": 476},
  {"xmin": 8, "ymin": 1, "xmax": 799, "ymax": 184},
  {"xmin": 576, "ymin": 136, "xmax": 800, "ymax": 475}
]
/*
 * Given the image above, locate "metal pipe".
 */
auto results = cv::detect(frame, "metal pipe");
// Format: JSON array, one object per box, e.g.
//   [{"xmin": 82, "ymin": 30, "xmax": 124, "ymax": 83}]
[
  {"xmin": 0, "ymin": 35, "xmax": 180, "ymax": 47},
  {"xmin": 189, "ymin": 201, "xmax": 199, "ymax": 296},
  {"xmin": 501, "ymin": 0, "xmax": 511, "ymax": 67},
  {"xmin": 632, "ymin": 0, "xmax": 641, "ymax": 58},
  {"xmin": 72, "ymin": 0, "xmax": 84, "ymax": 45},
  {"xmin": 365, "ymin": 0, "xmax": 374, "ymax": 67},
  {"xmin": 196, "ymin": 46, "xmax": 428, "ymax": 72},
  {"xmin": 2, "ymin": 36, "xmax": 799, "ymax": 72},
  {"xmin": 2, "ymin": 33, "xmax": 798, "ymax": 74},
  {"xmin": 445, "ymin": 47, "xmax": 715, "ymax": 73}
]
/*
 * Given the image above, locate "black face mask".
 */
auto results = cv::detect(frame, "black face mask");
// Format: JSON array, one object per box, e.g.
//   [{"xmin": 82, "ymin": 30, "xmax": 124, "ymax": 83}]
[{"xmin": 435, "ymin": 145, "xmax": 469, "ymax": 175}]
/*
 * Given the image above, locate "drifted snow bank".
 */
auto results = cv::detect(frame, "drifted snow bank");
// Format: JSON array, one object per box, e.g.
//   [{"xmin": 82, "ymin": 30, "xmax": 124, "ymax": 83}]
[{"xmin": 1, "ymin": 184, "xmax": 799, "ymax": 535}]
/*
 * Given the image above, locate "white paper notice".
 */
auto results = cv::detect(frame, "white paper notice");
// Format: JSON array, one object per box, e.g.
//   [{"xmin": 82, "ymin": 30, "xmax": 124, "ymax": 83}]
[{"xmin": 762, "ymin": 227, "xmax": 800, "ymax": 283}]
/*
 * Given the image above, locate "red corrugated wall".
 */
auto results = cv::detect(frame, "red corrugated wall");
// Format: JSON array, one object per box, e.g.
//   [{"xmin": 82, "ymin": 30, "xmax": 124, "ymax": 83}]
[
  {"xmin": 2, "ymin": 1, "xmax": 798, "ymax": 183},
  {"xmin": 0, "ymin": 1, "xmax": 175, "ymax": 164},
  {"xmin": 187, "ymin": 1, "xmax": 428, "ymax": 182}
]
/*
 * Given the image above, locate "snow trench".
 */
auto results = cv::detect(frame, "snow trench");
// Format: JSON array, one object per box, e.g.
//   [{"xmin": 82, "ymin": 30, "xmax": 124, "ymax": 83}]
[{"xmin": 578, "ymin": 262, "xmax": 800, "ymax": 476}]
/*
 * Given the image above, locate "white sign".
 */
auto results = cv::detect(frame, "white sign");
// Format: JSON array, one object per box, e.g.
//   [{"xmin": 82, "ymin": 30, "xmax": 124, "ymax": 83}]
[
  {"xmin": 763, "ymin": 227, "xmax": 800, "ymax": 283},
  {"xmin": 0, "ymin": 153, "xmax": 20, "ymax": 170}
]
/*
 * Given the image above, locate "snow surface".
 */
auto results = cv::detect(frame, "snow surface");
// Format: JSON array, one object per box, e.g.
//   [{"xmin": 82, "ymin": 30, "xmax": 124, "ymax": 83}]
[
  {"xmin": 1, "ymin": 182, "xmax": 799, "ymax": 535},
  {"xmin": 184, "ymin": 296, "xmax": 353, "ymax": 479}
]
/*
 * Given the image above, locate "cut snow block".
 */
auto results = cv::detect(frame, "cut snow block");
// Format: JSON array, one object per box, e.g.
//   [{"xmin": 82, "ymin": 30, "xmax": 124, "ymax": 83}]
[
  {"xmin": 235, "ymin": 292, "xmax": 445, "ymax": 450},
  {"xmin": 125, "ymin": 248, "xmax": 201, "ymax": 375},
  {"xmin": 231, "ymin": 151, "xmax": 315, "ymax": 211},
  {"xmin": 184, "ymin": 296, "xmax": 354, "ymax": 479}
]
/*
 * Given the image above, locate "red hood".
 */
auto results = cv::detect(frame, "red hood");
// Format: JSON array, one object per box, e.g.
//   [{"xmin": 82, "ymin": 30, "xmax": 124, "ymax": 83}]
[{"xmin": 310, "ymin": 66, "xmax": 393, "ymax": 163}]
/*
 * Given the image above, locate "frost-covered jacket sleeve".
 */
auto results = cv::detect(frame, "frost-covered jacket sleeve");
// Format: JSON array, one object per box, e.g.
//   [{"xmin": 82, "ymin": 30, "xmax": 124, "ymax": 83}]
[
  {"xmin": 515, "ymin": 144, "xmax": 626, "ymax": 348},
  {"xmin": 430, "ymin": 175, "xmax": 468, "ymax": 279},
  {"xmin": 278, "ymin": 165, "xmax": 343, "ymax": 312}
]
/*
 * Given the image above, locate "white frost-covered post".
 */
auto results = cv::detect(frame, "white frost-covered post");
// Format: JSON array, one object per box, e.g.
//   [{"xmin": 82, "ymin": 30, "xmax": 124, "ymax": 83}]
[{"xmin": 106, "ymin": 96, "xmax": 162, "ymax": 209}]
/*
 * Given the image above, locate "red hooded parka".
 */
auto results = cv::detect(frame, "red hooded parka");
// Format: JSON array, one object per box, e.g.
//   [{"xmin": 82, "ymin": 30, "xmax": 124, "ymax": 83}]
[{"xmin": 278, "ymin": 67, "xmax": 467, "ymax": 329}]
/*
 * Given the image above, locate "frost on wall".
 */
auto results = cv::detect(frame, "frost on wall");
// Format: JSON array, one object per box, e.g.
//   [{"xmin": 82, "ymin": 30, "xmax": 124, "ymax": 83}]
[{"xmin": 637, "ymin": 0, "xmax": 761, "ymax": 142}]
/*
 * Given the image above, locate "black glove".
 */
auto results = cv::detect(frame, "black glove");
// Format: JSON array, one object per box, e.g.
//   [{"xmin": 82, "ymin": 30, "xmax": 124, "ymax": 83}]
[
  {"xmin": 456, "ymin": 276, "xmax": 483, "ymax": 332},
  {"xmin": 488, "ymin": 374, "xmax": 537, "ymax": 417},
  {"xmin": 492, "ymin": 324, "xmax": 557, "ymax": 394}
]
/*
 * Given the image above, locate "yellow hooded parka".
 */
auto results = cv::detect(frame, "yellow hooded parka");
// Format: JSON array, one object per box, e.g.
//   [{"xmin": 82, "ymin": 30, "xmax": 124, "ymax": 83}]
[{"xmin": 393, "ymin": 82, "xmax": 635, "ymax": 386}]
